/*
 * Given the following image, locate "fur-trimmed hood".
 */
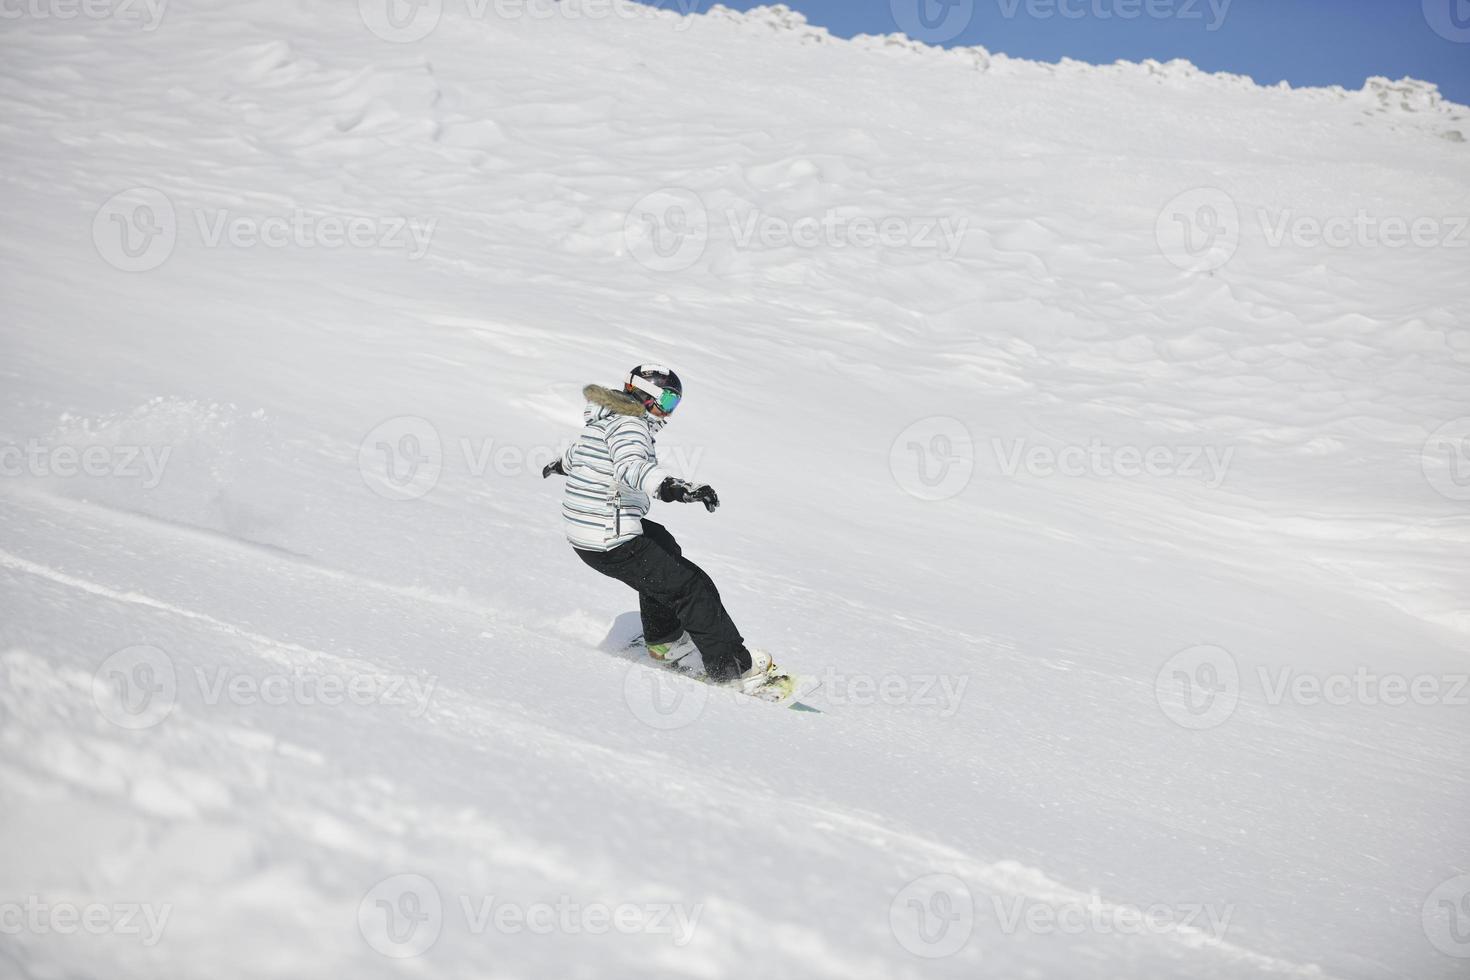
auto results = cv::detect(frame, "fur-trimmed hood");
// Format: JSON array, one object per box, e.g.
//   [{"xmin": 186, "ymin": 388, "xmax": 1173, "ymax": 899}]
[
  {"xmin": 583, "ymin": 383, "xmax": 668, "ymax": 433},
  {"xmin": 584, "ymin": 384, "xmax": 648, "ymax": 417}
]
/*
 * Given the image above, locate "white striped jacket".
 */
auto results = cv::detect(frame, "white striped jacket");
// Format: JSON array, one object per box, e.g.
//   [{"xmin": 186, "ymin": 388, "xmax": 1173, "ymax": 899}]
[{"xmin": 560, "ymin": 385, "xmax": 673, "ymax": 552}]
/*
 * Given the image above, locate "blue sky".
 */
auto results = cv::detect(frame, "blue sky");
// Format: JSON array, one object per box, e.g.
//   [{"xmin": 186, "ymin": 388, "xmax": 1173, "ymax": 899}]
[{"xmin": 691, "ymin": 0, "xmax": 1470, "ymax": 105}]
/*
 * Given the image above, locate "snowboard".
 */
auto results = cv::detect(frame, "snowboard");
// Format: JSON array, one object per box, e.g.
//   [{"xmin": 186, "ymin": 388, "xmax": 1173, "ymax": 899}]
[{"xmin": 597, "ymin": 613, "xmax": 822, "ymax": 713}]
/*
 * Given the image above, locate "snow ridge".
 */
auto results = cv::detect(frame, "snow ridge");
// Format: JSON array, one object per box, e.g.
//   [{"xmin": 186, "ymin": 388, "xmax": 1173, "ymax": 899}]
[{"xmin": 700, "ymin": 3, "xmax": 1469, "ymax": 128}]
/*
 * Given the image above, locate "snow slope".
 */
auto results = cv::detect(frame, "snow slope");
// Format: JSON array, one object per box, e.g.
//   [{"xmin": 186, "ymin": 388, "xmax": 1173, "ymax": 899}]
[{"xmin": 2, "ymin": 2, "xmax": 1468, "ymax": 978}]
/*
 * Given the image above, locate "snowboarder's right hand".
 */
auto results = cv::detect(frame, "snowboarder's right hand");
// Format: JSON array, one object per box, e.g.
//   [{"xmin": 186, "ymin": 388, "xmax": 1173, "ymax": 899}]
[
  {"xmin": 542, "ymin": 459, "xmax": 566, "ymax": 479},
  {"xmin": 657, "ymin": 477, "xmax": 720, "ymax": 512}
]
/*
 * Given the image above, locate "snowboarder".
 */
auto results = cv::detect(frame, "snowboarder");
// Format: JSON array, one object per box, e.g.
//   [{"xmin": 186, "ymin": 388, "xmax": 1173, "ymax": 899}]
[{"xmin": 542, "ymin": 364, "xmax": 776, "ymax": 694}]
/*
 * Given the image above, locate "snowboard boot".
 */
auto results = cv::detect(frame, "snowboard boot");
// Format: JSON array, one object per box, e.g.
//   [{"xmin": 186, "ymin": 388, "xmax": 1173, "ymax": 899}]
[
  {"xmin": 732, "ymin": 648, "xmax": 779, "ymax": 696},
  {"xmin": 646, "ymin": 631, "xmax": 699, "ymax": 668}
]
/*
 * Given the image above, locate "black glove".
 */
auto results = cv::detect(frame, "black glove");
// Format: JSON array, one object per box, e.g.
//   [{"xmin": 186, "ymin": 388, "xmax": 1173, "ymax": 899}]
[
  {"xmin": 542, "ymin": 459, "xmax": 565, "ymax": 479},
  {"xmin": 657, "ymin": 477, "xmax": 720, "ymax": 512}
]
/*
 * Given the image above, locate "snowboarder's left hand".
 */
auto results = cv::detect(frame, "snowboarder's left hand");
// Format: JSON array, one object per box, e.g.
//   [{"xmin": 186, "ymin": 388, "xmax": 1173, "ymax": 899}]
[
  {"xmin": 542, "ymin": 459, "xmax": 566, "ymax": 479},
  {"xmin": 657, "ymin": 477, "xmax": 720, "ymax": 512},
  {"xmin": 689, "ymin": 484, "xmax": 720, "ymax": 512}
]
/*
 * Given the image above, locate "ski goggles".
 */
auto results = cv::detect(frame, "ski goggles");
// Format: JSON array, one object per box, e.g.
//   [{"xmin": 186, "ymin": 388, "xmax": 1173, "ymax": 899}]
[{"xmin": 627, "ymin": 376, "xmax": 682, "ymax": 415}]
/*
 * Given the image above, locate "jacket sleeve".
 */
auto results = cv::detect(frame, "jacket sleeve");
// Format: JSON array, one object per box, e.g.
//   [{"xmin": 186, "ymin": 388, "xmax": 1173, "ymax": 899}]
[{"xmin": 606, "ymin": 416, "xmax": 672, "ymax": 494}]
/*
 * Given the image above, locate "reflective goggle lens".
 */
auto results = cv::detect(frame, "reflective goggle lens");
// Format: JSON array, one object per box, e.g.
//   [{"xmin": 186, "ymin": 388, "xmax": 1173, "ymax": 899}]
[{"xmin": 629, "ymin": 374, "xmax": 682, "ymax": 414}]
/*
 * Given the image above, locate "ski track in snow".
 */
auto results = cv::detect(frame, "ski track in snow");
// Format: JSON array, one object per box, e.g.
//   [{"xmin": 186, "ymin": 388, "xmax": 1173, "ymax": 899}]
[{"xmin": 1, "ymin": 1, "xmax": 1468, "ymax": 978}]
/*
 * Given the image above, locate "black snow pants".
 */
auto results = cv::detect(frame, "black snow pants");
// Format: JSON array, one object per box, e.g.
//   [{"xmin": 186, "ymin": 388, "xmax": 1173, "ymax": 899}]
[{"xmin": 576, "ymin": 520, "xmax": 751, "ymax": 681}]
